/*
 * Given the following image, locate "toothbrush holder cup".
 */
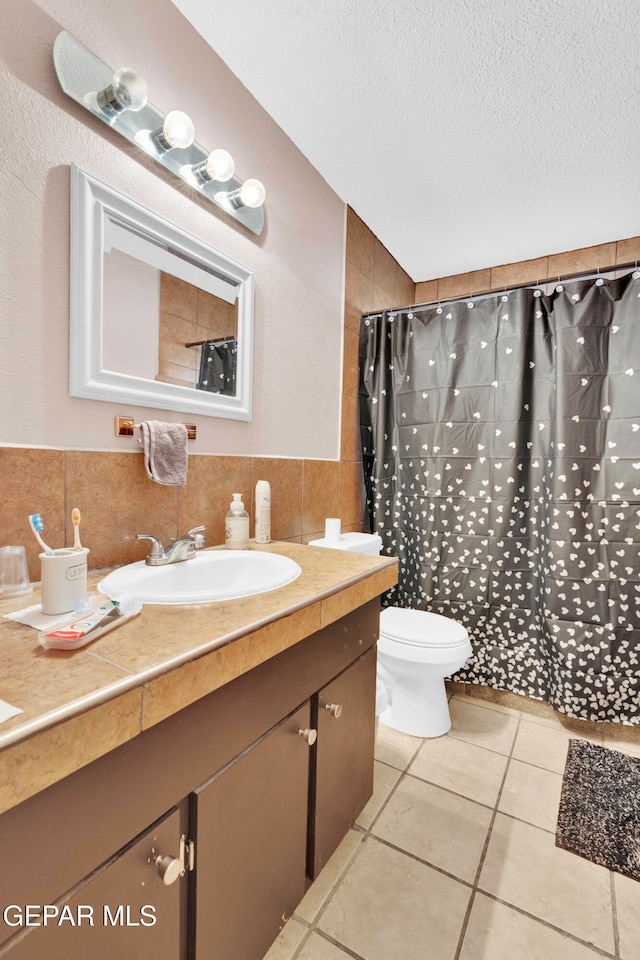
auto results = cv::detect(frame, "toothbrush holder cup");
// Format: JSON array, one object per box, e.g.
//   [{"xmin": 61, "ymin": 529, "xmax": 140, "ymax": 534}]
[{"xmin": 40, "ymin": 548, "xmax": 89, "ymax": 615}]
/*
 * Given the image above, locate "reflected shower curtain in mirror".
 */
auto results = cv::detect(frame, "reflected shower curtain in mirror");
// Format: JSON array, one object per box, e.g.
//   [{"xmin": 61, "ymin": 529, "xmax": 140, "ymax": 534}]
[
  {"xmin": 360, "ymin": 274, "xmax": 640, "ymax": 723},
  {"xmin": 197, "ymin": 339, "xmax": 237, "ymax": 396}
]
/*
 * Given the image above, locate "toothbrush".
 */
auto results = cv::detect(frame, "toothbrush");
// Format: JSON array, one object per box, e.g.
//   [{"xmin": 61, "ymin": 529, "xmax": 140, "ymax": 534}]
[
  {"xmin": 28, "ymin": 513, "xmax": 54, "ymax": 555},
  {"xmin": 72, "ymin": 507, "xmax": 83, "ymax": 551}
]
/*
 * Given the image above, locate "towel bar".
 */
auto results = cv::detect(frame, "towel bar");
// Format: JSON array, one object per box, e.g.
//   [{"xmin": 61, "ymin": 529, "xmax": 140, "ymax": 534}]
[{"xmin": 115, "ymin": 416, "xmax": 197, "ymax": 441}]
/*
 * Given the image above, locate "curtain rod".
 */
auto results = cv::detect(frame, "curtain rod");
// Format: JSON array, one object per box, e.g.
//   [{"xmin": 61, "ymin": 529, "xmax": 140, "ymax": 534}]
[
  {"xmin": 361, "ymin": 261, "xmax": 640, "ymax": 321},
  {"xmin": 185, "ymin": 336, "xmax": 236, "ymax": 347}
]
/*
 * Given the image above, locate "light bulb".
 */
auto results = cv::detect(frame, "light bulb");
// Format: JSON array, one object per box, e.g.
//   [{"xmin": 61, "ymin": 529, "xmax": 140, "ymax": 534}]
[
  {"xmin": 238, "ymin": 178, "xmax": 266, "ymax": 208},
  {"xmin": 193, "ymin": 148, "xmax": 235, "ymax": 183},
  {"xmin": 97, "ymin": 68, "xmax": 148, "ymax": 116},
  {"xmin": 156, "ymin": 110, "xmax": 195, "ymax": 150}
]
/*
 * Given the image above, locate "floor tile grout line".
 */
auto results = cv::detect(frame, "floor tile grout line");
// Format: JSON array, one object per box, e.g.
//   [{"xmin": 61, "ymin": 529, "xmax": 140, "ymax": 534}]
[
  {"xmin": 451, "ymin": 711, "xmax": 521, "ymax": 960},
  {"xmin": 358, "ymin": 831, "xmax": 478, "ymax": 891},
  {"xmin": 281, "ymin": 916, "xmax": 313, "ymax": 960},
  {"xmin": 486, "ymin": 807, "xmax": 560, "ymax": 837},
  {"xmin": 284, "ymin": 916, "xmax": 369, "ymax": 960},
  {"xmin": 473, "ymin": 891, "xmax": 619, "ymax": 960},
  {"xmin": 293, "ymin": 833, "xmax": 370, "ymax": 933},
  {"xmin": 306, "ymin": 928, "xmax": 368, "ymax": 960},
  {"xmin": 403, "ymin": 767, "xmax": 505, "ymax": 814},
  {"xmin": 506, "ymin": 752, "xmax": 569, "ymax": 777},
  {"xmin": 364, "ymin": 738, "xmax": 426, "ymax": 835},
  {"xmin": 446, "ymin": 729, "xmax": 518, "ymax": 759},
  {"xmin": 610, "ymin": 870, "xmax": 621, "ymax": 960}
]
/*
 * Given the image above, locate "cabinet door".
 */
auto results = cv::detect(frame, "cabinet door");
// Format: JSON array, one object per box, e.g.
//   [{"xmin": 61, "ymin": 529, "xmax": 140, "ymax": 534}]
[
  {"xmin": 1, "ymin": 807, "xmax": 186, "ymax": 960},
  {"xmin": 311, "ymin": 646, "xmax": 377, "ymax": 877},
  {"xmin": 191, "ymin": 702, "xmax": 312, "ymax": 960}
]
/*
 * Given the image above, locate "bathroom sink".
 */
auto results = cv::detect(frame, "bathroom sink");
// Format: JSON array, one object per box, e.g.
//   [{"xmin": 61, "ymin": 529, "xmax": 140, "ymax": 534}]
[{"xmin": 98, "ymin": 550, "xmax": 302, "ymax": 605}]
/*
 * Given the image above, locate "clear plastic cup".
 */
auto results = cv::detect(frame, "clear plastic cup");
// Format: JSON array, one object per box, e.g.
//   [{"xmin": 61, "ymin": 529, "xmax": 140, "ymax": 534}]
[{"xmin": 0, "ymin": 546, "xmax": 33, "ymax": 599}]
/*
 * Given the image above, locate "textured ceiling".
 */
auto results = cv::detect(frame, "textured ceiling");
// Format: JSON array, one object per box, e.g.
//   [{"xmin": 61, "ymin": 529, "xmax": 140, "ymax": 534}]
[{"xmin": 171, "ymin": 0, "xmax": 640, "ymax": 282}]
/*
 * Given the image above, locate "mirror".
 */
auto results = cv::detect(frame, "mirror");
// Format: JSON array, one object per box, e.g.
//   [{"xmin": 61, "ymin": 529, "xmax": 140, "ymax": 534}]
[{"xmin": 69, "ymin": 165, "xmax": 254, "ymax": 419}]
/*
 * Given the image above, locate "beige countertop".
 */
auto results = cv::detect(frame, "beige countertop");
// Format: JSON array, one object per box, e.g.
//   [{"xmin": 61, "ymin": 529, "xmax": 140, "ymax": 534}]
[{"xmin": 0, "ymin": 541, "xmax": 397, "ymax": 814}]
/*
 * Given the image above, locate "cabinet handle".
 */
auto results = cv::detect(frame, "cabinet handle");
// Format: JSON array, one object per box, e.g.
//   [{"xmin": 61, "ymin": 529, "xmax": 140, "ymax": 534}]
[
  {"xmin": 155, "ymin": 854, "xmax": 183, "ymax": 886},
  {"xmin": 324, "ymin": 702, "xmax": 342, "ymax": 719},
  {"xmin": 298, "ymin": 727, "xmax": 317, "ymax": 746}
]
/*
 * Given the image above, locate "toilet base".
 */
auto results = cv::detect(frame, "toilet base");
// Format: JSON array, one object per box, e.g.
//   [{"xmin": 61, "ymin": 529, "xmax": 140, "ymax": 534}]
[{"xmin": 379, "ymin": 673, "xmax": 451, "ymax": 738}]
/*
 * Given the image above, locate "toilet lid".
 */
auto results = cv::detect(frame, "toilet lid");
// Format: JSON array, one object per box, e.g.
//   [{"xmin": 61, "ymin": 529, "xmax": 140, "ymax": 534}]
[{"xmin": 379, "ymin": 607, "xmax": 469, "ymax": 648}]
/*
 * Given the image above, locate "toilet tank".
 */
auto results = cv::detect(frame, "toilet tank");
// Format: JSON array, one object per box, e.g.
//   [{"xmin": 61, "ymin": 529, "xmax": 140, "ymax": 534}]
[{"xmin": 308, "ymin": 532, "xmax": 383, "ymax": 556}]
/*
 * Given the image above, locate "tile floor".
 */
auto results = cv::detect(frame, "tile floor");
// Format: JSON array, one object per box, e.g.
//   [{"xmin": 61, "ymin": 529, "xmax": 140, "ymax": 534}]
[{"xmin": 263, "ymin": 693, "xmax": 640, "ymax": 960}]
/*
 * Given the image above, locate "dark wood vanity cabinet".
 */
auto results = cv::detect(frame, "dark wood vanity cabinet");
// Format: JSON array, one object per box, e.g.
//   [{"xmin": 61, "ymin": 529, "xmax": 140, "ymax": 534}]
[
  {"xmin": 311, "ymin": 645, "xmax": 377, "ymax": 877},
  {"xmin": 0, "ymin": 599, "xmax": 380, "ymax": 960},
  {"xmin": 191, "ymin": 702, "xmax": 312, "ymax": 960}
]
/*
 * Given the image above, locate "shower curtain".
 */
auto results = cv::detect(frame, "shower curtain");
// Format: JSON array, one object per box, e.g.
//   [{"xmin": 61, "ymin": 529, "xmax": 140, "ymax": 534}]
[
  {"xmin": 197, "ymin": 339, "xmax": 237, "ymax": 395},
  {"xmin": 360, "ymin": 273, "xmax": 640, "ymax": 723}
]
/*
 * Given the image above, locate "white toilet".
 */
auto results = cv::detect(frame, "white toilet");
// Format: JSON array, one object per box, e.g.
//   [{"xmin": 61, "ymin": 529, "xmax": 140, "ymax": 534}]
[
  {"xmin": 309, "ymin": 528, "xmax": 472, "ymax": 738},
  {"xmin": 377, "ymin": 606, "xmax": 472, "ymax": 737}
]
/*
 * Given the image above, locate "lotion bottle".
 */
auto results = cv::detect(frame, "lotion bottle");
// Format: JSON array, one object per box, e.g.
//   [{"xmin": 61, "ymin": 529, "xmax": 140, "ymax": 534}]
[
  {"xmin": 225, "ymin": 493, "xmax": 249, "ymax": 549},
  {"xmin": 254, "ymin": 480, "xmax": 271, "ymax": 543}
]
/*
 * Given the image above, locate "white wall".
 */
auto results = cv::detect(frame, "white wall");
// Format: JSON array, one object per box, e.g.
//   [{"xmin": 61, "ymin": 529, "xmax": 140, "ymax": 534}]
[{"xmin": 0, "ymin": 0, "xmax": 345, "ymax": 458}]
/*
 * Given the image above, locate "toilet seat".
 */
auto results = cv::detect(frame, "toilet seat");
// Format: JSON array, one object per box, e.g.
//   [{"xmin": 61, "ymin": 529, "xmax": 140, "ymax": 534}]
[{"xmin": 380, "ymin": 607, "xmax": 468, "ymax": 648}]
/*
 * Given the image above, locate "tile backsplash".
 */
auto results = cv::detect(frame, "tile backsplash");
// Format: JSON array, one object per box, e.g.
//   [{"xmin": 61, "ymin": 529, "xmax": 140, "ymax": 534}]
[{"xmin": 0, "ymin": 448, "xmax": 364, "ymax": 582}]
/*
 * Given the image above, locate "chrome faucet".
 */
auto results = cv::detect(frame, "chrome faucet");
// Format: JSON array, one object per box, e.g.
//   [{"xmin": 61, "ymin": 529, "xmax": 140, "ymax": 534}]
[{"xmin": 137, "ymin": 526, "xmax": 207, "ymax": 566}]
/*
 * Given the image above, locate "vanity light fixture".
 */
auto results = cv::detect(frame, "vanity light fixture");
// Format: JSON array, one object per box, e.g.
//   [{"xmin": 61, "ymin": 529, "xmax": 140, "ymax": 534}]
[{"xmin": 53, "ymin": 31, "xmax": 266, "ymax": 234}]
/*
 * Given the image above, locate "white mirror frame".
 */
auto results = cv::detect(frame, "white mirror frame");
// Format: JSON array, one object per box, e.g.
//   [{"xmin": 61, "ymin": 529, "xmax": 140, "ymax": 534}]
[{"xmin": 69, "ymin": 164, "xmax": 254, "ymax": 420}]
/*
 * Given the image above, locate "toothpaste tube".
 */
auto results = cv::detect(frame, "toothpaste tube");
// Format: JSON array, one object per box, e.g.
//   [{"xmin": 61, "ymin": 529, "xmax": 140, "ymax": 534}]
[{"xmin": 38, "ymin": 594, "xmax": 142, "ymax": 650}]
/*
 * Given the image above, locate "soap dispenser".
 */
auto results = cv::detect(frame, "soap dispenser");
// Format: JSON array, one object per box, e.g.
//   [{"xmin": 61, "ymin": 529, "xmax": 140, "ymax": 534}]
[{"xmin": 225, "ymin": 493, "xmax": 249, "ymax": 549}]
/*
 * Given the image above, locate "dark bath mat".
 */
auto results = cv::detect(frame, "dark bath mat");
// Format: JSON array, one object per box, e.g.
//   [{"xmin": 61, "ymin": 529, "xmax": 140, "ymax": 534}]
[{"xmin": 556, "ymin": 739, "xmax": 640, "ymax": 881}]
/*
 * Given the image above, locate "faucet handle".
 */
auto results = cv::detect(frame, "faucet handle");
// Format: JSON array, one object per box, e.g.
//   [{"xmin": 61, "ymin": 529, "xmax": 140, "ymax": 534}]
[
  {"xmin": 137, "ymin": 534, "xmax": 164, "ymax": 558},
  {"xmin": 187, "ymin": 525, "xmax": 207, "ymax": 548}
]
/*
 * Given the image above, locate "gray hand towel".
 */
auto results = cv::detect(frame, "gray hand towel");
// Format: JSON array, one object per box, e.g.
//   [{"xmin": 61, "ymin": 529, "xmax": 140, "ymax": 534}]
[{"xmin": 141, "ymin": 421, "xmax": 188, "ymax": 486}]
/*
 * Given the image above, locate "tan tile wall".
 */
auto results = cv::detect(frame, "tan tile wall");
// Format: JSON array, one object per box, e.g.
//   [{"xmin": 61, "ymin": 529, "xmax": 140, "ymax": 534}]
[
  {"xmin": 156, "ymin": 273, "xmax": 238, "ymax": 389},
  {"xmin": 415, "ymin": 236, "xmax": 640, "ymax": 303},
  {"xmin": 341, "ymin": 209, "xmax": 415, "ymax": 530}
]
